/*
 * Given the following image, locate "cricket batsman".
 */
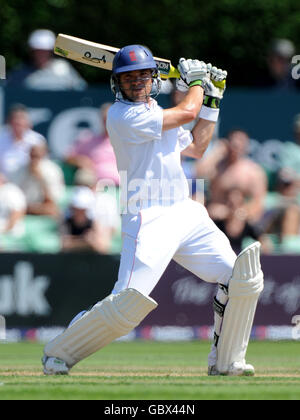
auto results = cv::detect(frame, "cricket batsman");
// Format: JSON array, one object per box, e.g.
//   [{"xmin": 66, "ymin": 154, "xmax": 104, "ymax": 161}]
[{"xmin": 42, "ymin": 45, "xmax": 264, "ymax": 376}]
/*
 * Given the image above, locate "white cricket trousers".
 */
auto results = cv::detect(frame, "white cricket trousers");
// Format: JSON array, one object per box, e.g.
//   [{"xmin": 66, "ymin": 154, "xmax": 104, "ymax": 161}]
[{"xmin": 112, "ymin": 198, "xmax": 237, "ymax": 296}]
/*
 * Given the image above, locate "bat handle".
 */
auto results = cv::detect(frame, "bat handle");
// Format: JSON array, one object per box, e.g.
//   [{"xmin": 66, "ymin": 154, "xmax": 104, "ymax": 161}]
[{"xmin": 168, "ymin": 65, "xmax": 180, "ymax": 79}]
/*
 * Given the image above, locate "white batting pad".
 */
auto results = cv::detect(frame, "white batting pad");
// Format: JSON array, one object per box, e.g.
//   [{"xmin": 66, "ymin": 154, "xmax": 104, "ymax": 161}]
[
  {"xmin": 216, "ymin": 242, "xmax": 264, "ymax": 374},
  {"xmin": 44, "ymin": 288, "xmax": 158, "ymax": 367}
]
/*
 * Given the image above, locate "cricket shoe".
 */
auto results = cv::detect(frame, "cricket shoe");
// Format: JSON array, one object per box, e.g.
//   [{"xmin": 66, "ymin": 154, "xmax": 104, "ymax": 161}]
[
  {"xmin": 42, "ymin": 355, "xmax": 69, "ymax": 375},
  {"xmin": 208, "ymin": 361, "xmax": 255, "ymax": 376}
]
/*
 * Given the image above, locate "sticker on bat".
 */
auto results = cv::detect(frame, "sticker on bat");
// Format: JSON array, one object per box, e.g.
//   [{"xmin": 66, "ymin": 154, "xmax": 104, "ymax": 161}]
[
  {"xmin": 54, "ymin": 47, "xmax": 69, "ymax": 57},
  {"xmin": 83, "ymin": 51, "xmax": 107, "ymax": 64},
  {"xmin": 156, "ymin": 61, "xmax": 170, "ymax": 72}
]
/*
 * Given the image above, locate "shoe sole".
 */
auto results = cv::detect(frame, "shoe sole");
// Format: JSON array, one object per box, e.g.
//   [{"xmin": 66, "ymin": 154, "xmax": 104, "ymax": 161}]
[
  {"xmin": 208, "ymin": 367, "xmax": 255, "ymax": 376},
  {"xmin": 43, "ymin": 368, "xmax": 69, "ymax": 376}
]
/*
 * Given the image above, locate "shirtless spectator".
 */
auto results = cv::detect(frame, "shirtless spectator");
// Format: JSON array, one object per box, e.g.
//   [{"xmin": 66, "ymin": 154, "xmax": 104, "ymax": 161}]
[
  {"xmin": 196, "ymin": 129, "xmax": 268, "ymax": 223},
  {"xmin": 263, "ymin": 168, "xmax": 300, "ymax": 241},
  {"xmin": 211, "ymin": 186, "xmax": 271, "ymax": 254}
]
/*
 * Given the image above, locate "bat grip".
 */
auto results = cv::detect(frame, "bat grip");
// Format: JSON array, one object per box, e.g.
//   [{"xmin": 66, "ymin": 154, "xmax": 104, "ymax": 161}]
[{"xmin": 168, "ymin": 65, "xmax": 180, "ymax": 79}]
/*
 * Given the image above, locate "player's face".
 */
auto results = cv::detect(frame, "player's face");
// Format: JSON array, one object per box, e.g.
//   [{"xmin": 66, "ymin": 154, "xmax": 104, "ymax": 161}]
[{"xmin": 119, "ymin": 69, "xmax": 153, "ymax": 102}]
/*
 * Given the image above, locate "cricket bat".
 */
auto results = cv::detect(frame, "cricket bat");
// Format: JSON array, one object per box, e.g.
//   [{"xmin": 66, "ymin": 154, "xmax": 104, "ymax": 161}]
[{"xmin": 54, "ymin": 34, "xmax": 180, "ymax": 80}]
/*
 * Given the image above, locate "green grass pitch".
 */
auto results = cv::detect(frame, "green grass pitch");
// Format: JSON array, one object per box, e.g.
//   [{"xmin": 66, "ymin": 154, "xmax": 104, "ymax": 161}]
[{"xmin": 0, "ymin": 340, "xmax": 299, "ymax": 400}]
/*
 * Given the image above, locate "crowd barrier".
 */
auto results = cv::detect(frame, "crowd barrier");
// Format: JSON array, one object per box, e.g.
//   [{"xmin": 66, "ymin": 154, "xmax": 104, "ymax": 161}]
[{"xmin": 0, "ymin": 253, "xmax": 299, "ymax": 342}]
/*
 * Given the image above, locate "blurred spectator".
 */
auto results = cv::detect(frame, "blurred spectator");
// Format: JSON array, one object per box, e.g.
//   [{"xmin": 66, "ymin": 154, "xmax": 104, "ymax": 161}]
[
  {"xmin": 257, "ymin": 38, "xmax": 300, "ymax": 90},
  {"xmin": 0, "ymin": 104, "xmax": 46, "ymax": 180},
  {"xmin": 74, "ymin": 168, "xmax": 120, "ymax": 244},
  {"xmin": 60, "ymin": 186, "xmax": 111, "ymax": 254},
  {"xmin": 14, "ymin": 141, "xmax": 65, "ymax": 219},
  {"xmin": 263, "ymin": 168, "xmax": 300, "ymax": 242},
  {"xmin": 280, "ymin": 113, "xmax": 300, "ymax": 174},
  {"xmin": 208, "ymin": 187, "xmax": 270, "ymax": 254},
  {"xmin": 7, "ymin": 29, "xmax": 87, "ymax": 91},
  {"xmin": 196, "ymin": 129, "xmax": 268, "ymax": 224},
  {"xmin": 0, "ymin": 172, "xmax": 26, "ymax": 248},
  {"xmin": 65, "ymin": 102, "xmax": 120, "ymax": 186}
]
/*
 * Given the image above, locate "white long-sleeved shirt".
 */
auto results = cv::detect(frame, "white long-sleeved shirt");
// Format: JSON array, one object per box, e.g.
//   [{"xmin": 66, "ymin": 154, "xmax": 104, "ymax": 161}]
[{"xmin": 106, "ymin": 99, "xmax": 193, "ymax": 214}]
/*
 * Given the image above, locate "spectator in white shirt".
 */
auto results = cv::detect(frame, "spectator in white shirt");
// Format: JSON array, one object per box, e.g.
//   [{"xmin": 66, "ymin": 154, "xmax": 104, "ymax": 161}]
[
  {"xmin": 0, "ymin": 104, "xmax": 46, "ymax": 181},
  {"xmin": 7, "ymin": 29, "xmax": 87, "ymax": 91},
  {"xmin": 14, "ymin": 140, "xmax": 65, "ymax": 219},
  {"xmin": 0, "ymin": 172, "xmax": 26, "ymax": 244}
]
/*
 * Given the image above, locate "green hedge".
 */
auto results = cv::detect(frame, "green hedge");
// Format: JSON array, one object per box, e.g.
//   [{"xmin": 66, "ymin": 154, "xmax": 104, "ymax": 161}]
[{"xmin": 1, "ymin": 0, "xmax": 299, "ymax": 86}]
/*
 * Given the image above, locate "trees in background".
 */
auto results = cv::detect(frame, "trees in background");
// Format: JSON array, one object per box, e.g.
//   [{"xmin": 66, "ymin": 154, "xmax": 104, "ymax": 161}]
[{"xmin": 1, "ymin": 0, "xmax": 299, "ymax": 86}]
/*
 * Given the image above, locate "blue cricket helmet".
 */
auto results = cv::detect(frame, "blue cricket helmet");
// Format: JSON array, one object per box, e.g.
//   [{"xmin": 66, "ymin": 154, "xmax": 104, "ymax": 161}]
[
  {"xmin": 112, "ymin": 45, "xmax": 158, "ymax": 74},
  {"xmin": 111, "ymin": 44, "xmax": 161, "ymax": 101}
]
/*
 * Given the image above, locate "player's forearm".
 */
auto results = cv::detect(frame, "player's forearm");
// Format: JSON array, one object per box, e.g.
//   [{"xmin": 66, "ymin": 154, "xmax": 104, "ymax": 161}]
[
  {"xmin": 183, "ymin": 62, "xmax": 227, "ymax": 160},
  {"xmin": 162, "ymin": 86, "xmax": 203, "ymax": 131},
  {"xmin": 179, "ymin": 85, "xmax": 204, "ymax": 114},
  {"xmin": 184, "ymin": 119, "xmax": 216, "ymax": 159}
]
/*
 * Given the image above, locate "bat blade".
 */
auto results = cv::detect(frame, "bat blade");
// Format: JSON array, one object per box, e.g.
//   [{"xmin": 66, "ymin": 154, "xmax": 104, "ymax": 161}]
[
  {"xmin": 54, "ymin": 34, "xmax": 117, "ymax": 71},
  {"xmin": 54, "ymin": 34, "xmax": 180, "ymax": 79}
]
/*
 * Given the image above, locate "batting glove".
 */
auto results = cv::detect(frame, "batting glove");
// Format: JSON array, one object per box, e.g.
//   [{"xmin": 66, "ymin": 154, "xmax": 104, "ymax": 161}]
[
  {"xmin": 203, "ymin": 64, "xmax": 228, "ymax": 109},
  {"xmin": 177, "ymin": 58, "xmax": 208, "ymax": 90},
  {"xmin": 176, "ymin": 77, "xmax": 189, "ymax": 93}
]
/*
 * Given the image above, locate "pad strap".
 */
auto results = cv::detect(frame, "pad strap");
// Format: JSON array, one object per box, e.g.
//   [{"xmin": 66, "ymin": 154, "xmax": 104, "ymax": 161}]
[{"xmin": 213, "ymin": 296, "xmax": 226, "ymax": 317}]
